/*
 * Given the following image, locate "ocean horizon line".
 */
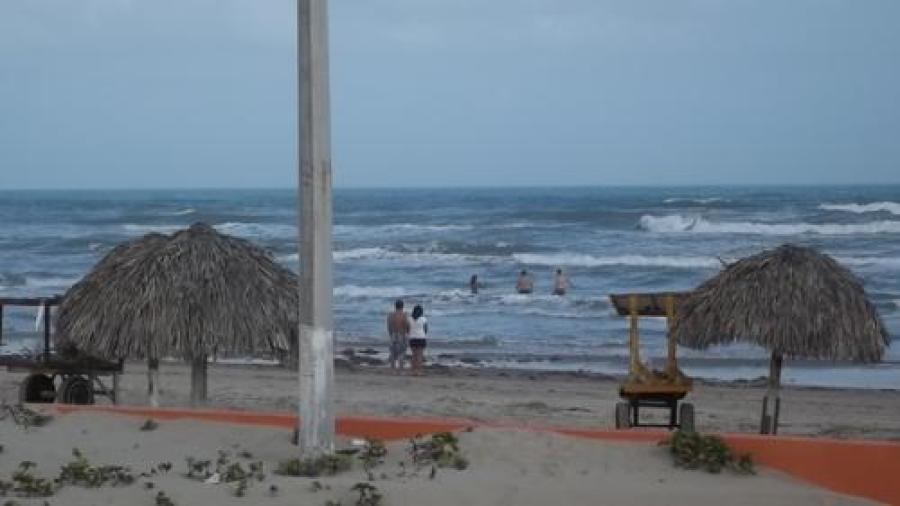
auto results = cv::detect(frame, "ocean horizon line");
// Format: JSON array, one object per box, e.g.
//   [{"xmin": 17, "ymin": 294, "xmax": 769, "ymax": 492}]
[{"xmin": 4, "ymin": 182, "xmax": 900, "ymax": 193}]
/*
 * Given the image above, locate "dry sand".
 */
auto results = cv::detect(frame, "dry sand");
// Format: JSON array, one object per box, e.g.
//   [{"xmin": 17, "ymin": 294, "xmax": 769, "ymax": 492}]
[
  {"xmin": 0, "ymin": 411, "xmax": 875, "ymax": 506},
  {"xmin": 3, "ymin": 360, "xmax": 899, "ymax": 440}
]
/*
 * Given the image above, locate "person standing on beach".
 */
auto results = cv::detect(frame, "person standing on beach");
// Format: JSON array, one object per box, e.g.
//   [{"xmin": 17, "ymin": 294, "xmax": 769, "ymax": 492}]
[
  {"xmin": 386, "ymin": 299, "xmax": 410, "ymax": 371},
  {"xmin": 516, "ymin": 270, "xmax": 534, "ymax": 294},
  {"xmin": 470, "ymin": 274, "xmax": 479, "ymax": 295},
  {"xmin": 408, "ymin": 305, "xmax": 428, "ymax": 375},
  {"xmin": 553, "ymin": 268, "xmax": 569, "ymax": 296}
]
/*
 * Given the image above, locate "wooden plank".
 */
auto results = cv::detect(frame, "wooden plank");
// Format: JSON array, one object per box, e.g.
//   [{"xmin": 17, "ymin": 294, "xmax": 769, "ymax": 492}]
[
  {"xmin": 0, "ymin": 296, "xmax": 63, "ymax": 306},
  {"xmin": 609, "ymin": 292, "xmax": 690, "ymax": 317}
]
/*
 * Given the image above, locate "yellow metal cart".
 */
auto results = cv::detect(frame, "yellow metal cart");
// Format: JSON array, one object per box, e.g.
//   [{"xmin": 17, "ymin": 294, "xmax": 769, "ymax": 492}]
[{"xmin": 609, "ymin": 292, "xmax": 694, "ymax": 430}]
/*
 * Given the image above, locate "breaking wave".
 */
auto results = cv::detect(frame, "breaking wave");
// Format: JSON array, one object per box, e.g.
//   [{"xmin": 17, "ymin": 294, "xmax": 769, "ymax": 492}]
[
  {"xmin": 663, "ymin": 197, "xmax": 728, "ymax": 205},
  {"xmin": 512, "ymin": 252, "xmax": 718, "ymax": 269},
  {"xmin": 820, "ymin": 202, "xmax": 900, "ymax": 216},
  {"xmin": 639, "ymin": 214, "xmax": 900, "ymax": 235},
  {"xmin": 334, "ymin": 285, "xmax": 407, "ymax": 299}
]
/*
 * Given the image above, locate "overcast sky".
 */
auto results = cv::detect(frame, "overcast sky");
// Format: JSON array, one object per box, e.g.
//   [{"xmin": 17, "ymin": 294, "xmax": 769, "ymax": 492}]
[{"xmin": 1, "ymin": 1, "xmax": 898, "ymax": 189}]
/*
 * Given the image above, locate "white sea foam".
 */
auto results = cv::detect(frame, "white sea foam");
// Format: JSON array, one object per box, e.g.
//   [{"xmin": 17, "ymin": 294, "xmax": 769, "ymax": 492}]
[
  {"xmin": 168, "ymin": 208, "xmax": 197, "ymax": 216},
  {"xmin": 215, "ymin": 222, "xmax": 296, "ymax": 239},
  {"xmin": 25, "ymin": 276, "xmax": 81, "ymax": 288},
  {"xmin": 820, "ymin": 202, "xmax": 900, "ymax": 216},
  {"xmin": 834, "ymin": 256, "xmax": 900, "ymax": 269},
  {"xmin": 122, "ymin": 224, "xmax": 183, "ymax": 234},
  {"xmin": 334, "ymin": 223, "xmax": 473, "ymax": 236},
  {"xmin": 663, "ymin": 197, "xmax": 728, "ymax": 205},
  {"xmin": 334, "ymin": 284, "xmax": 407, "ymax": 299},
  {"xmin": 639, "ymin": 214, "xmax": 900, "ymax": 235},
  {"xmin": 512, "ymin": 252, "xmax": 719, "ymax": 268}
]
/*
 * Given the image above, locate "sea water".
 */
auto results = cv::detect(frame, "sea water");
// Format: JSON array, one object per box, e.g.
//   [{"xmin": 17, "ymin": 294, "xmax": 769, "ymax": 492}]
[{"xmin": 0, "ymin": 186, "xmax": 898, "ymax": 389}]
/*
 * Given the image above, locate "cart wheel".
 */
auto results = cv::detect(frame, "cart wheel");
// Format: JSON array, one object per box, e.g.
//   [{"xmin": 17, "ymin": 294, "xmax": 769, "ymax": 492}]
[
  {"xmin": 615, "ymin": 402, "xmax": 632, "ymax": 429},
  {"xmin": 58, "ymin": 376, "xmax": 94, "ymax": 405},
  {"xmin": 679, "ymin": 402, "xmax": 695, "ymax": 433},
  {"xmin": 18, "ymin": 374, "xmax": 56, "ymax": 403}
]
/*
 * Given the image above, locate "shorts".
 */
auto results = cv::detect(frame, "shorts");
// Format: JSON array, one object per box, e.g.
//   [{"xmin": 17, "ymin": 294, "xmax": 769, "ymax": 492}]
[
  {"xmin": 409, "ymin": 338, "xmax": 427, "ymax": 350},
  {"xmin": 389, "ymin": 334, "xmax": 407, "ymax": 361}
]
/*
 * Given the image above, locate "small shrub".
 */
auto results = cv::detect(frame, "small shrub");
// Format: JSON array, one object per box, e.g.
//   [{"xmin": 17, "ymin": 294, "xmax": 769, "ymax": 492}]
[
  {"xmin": 351, "ymin": 482, "xmax": 383, "ymax": 506},
  {"xmin": 409, "ymin": 432, "xmax": 468, "ymax": 471},
  {"xmin": 276, "ymin": 454, "xmax": 352, "ymax": 477},
  {"xmin": 139, "ymin": 419, "xmax": 159, "ymax": 432},
  {"xmin": 664, "ymin": 430, "xmax": 755, "ymax": 475}
]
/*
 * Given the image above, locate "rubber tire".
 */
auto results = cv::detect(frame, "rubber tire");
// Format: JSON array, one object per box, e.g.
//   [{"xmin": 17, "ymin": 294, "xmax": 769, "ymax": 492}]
[
  {"xmin": 679, "ymin": 402, "xmax": 695, "ymax": 433},
  {"xmin": 58, "ymin": 376, "xmax": 94, "ymax": 405},
  {"xmin": 615, "ymin": 402, "xmax": 632, "ymax": 429},
  {"xmin": 18, "ymin": 374, "xmax": 55, "ymax": 403}
]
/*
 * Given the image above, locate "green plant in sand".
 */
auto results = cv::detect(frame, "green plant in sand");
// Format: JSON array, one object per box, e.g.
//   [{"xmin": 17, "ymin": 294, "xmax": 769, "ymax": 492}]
[
  {"xmin": 350, "ymin": 482, "xmax": 383, "ymax": 506},
  {"xmin": 0, "ymin": 461, "xmax": 57, "ymax": 497},
  {"xmin": 155, "ymin": 490, "xmax": 176, "ymax": 506},
  {"xmin": 663, "ymin": 430, "xmax": 754, "ymax": 474},
  {"xmin": 409, "ymin": 432, "xmax": 469, "ymax": 471},
  {"xmin": 358, "ymin": 439, "xmax": 387, "ymax": 471},
  {"xmin": 58, "ymin": 448, "xmax": 136, "ymax": 487},
  {"xmin": 184, "ymin": 450, "xmax": 266, "ymax": 496},
  {"xmin": 0, "ymin": 404, "xmax": 52, "ymax": 429},
  {"xmin": 276, "ymin": 453, "xmax": 352, "ymax": 478}
]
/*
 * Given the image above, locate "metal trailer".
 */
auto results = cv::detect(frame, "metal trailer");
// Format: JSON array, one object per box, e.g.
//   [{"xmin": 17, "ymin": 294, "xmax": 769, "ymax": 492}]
[
  {"xmin": 0, "ymin": 296, "xmax": 122, "ymax": 404},
  {"xmin": 609, "ymin": 292, "xmax": 695, "ymax": 430}
]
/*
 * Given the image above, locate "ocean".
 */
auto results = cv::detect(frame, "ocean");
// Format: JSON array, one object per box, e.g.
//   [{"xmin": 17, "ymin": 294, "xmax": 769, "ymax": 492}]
[{"xmin": 1, "ymin": 186, "xmax": 898, "ymax": 389}]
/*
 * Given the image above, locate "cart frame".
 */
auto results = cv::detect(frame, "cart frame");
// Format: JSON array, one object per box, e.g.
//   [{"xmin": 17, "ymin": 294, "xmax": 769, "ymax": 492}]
[{"xmin": 0, "ymin": 296, "xmax": 122, "ymax": 404}]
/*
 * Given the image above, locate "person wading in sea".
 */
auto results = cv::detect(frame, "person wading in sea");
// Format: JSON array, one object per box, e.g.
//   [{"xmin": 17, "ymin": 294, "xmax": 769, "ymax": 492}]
[
  {"xmin": 516, "ymin": 270, "xmax": 534, "ymax": 294},
  {"xmin": 553, "ymin": 268, "xmax": 569, "ymax": 296},
  {"xmin": 386, "ymin": 299, "xmax": 410, "ymax": 371}
]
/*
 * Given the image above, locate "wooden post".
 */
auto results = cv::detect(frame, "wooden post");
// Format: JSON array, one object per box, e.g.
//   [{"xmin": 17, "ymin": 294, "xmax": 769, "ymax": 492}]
[
  {"xmin": 664, "ymin": 295, "xmax": 677, "ymax": 375},
  {"xmin": 628, "ymin": 295, "xmax": 640, "ymax": 374},
  {"xmin": 43, "ymin": 301, "xmax": 51, "ymax": 361},
  {"xmin": 760, "ymin": 350, "xmax": 783, "ymax": 434},
  {"xmin": 148, "ymin": 357, "xmax": 160, "ymax": 407},
  {"xmin": 298, "ymin": 0, "xmax": 335, "ymax": 456},
  {"xmin": 190, "ymin": 355, "xmax": 208, "ymax": 406}
]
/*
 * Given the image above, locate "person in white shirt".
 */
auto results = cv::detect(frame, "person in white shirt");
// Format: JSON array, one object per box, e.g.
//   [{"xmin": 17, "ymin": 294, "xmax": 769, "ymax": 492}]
[{"xmin": 408, "ymin": 304, "xmax": 428, "ymax": 375}]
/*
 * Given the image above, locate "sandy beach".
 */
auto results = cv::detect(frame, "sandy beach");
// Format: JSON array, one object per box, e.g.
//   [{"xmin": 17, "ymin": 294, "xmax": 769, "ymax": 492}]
[
  {"xmin": 3, "ymin": 359, "xmax": 898, "ymax": 440},
  {"xmin": 0, "ymin": 410, "xmax": 875, "ymax": 506}
]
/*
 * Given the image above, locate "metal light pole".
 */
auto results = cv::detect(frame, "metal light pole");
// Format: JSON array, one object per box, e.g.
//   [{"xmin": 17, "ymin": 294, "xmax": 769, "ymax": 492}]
[{"xmin": 297, "ymin": 0, "xmax": 335, "ymax": 456}]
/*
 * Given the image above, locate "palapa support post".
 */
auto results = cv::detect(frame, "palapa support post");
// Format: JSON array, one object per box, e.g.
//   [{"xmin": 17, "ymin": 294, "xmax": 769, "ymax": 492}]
[
  {"xmin": 664, "ymin": 295, "xmax": 678, "ymax": 376},
  {"xmin": 760, "ymin": 350, "xmax": 784, "ymax": 434},
  {"xmin": 628, "ymin": 295, "xmax": 640, "ymax": 375},
  {"xmin": 42, "ymin": 300, "xmax": 52, "ymax": 362},
  {"xmin": 297, "ymin": 0, "xmax": 336, "ymax": 456},
  {"xmin": 147, "ymin": 357, "xmax": 160, "ymax": 408},
  {"xmin": 190, "ymin": 355, "xmax": 208, "ymax": 405}
]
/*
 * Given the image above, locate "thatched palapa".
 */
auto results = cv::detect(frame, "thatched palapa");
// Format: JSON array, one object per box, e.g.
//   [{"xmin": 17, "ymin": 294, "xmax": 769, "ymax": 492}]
[
  {"xmin": 57, "ymin": 223, "xmax": 299, "ymax": 405},
  {"xmin": 670, "ymin": 244, "xmax": 889, "ymax": 434}
]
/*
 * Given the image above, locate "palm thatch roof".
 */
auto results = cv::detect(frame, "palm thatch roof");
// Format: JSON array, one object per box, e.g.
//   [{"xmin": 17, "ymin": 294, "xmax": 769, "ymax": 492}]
[
  {"xmin": 56, "ymin": 223, "xmax": 298, "ymax": 360},
  {"xmin": 670, "ymin": 244, "xmax": 889, "ymax": 362}
]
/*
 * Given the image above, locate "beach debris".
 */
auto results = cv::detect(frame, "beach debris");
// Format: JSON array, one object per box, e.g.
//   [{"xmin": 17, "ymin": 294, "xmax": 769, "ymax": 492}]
[
  {"xmin": 663, "ymin": 430, "xmax": 755, "ymax": 474},
  {"xmin": 408, "ymin": 432, "xmax": 469, "ymax": 471},
  {"xmin": 58, "ymin": 448, "xmax": 136, "ymax": 488},
  {"xmin": 203, "ymin": 472, "xmax": 221, "ymax": 485},
  {"xmin": 276, "ymin": 453, "xmax": 352, "ymax": 478},
  {"xmin": 0, "ymin": 404, "xmax": 52, "ymax": 429},
  {"xmin": 268, "ymin": 484, "xmax": 279, "ymax": 497},
  {"xmin": 155, "ymin": 490, "xmax": 176, "ymax": 506},
  {"xmin": 139, "ymin": 419, "xmax": 159, "ymax": 431}
]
